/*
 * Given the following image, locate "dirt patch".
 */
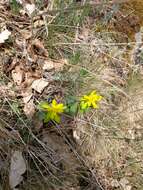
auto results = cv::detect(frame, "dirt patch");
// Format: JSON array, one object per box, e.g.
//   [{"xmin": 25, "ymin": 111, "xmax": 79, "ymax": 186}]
[{"xmin": 115, "ymin": 0, "xmax": 143, "ymax": 39}]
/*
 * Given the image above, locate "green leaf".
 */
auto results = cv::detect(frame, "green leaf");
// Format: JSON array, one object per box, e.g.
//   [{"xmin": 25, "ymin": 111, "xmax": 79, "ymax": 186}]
[
  {"xmin": 39, "ymin": 101, "xmax": 49, "ymax": 110},
  {"xmin": 69, "ymin": 102, "xmax": 78, "ymax": 116},
  {"xmin": 70, "ymin": 51, "xmax": 80, "ymax": 65},
  {"xmin": 65, "ymin": 95, "xmax": 77, "ymax": 105},
  {"xmin": 79, "ymin": 106, "xmax": 90, "ymax": 114},
  {"xmin": 11, "ymin": 102, "xmax": 20, "ymax": 114},
  {"xmin": 10, "ymin": 0, "xmax": 21, "ymax": 14},
  {"xmin": 80, "ymin": 69, "xmax": 88, "ymax": 76},
  {"xmin": 37, "ymin": 111, "xmax": 45, "ymax": 121}
]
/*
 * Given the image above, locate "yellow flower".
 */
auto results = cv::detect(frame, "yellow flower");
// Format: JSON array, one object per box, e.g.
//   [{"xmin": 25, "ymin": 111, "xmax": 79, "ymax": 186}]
[
  {"xmin": 80, "ymin": 91, "xmax": 102, "ymax": 110},
  {"xmin": 40, "ymin": 99, "xmax": 66, "ymax": 123}
]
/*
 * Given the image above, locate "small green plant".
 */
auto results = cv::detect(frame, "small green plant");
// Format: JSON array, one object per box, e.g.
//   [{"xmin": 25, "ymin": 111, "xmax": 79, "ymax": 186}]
[
  {"xmin": 10, "ymin": 0, "xmax": 21, "ymax": 14},
  {"xmin": 39, "ymin": 90, "xmax": 103, "ymax": 124}
]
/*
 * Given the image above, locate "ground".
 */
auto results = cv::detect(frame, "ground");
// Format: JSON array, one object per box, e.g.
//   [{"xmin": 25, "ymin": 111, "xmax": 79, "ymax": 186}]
[{"xmin": 0, "ymin": 1, "xmax": 143, "ymax": 190}]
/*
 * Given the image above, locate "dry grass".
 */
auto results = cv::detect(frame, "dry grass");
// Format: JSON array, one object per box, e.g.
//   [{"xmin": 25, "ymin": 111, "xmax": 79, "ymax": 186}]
[{"xmin": 72, "ymin": 5, "xmax": 143, "ymax": 189}]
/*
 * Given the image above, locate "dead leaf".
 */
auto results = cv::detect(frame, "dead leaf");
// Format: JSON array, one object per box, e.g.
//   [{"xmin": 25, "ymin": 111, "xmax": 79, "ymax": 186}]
[
  {"xmin": 22, "ymin": 71, "xmax": 38, "ymax": 88},
  {"xmin": 34, "ymin": 19, "xmax": 44, "ymax": 28},
  {"xmin": 43, "ymin": 59, "xmax": 67, "ymax": 72},
  {"xmin": 43, "ymin": 60, "xmax": 54, "ymax": 71},
  {"xmin": 53, "ymin": 59, "xmax": 67, "ymax": 71},
  {"xmin": 32, "ymin": 39, "xmax": 48, "ymax": 57},
  {"xmin": 111, "ymin": 179, "xmax": 120, "ymax": 188},
  {"xmin": 22, "ymin": 89, "xmax": 33, "ymax": 104},
  {"xmin": 23, "ymin": 99, "xmax": 35, "ymax": 118},
  {"xmin": 25, "ymin": 3, "xmax": 35, "ymax": 16},
  {"xmin": 21, "ymin": 30, "xmax": 32, "ymax": 39},
  {"xmin": 120, "ymin": 178, "xmax": 132, "ymax": 190},
  {"xmin": 9, "ymin": 150, "xmax": 26, "ymax": 189},
  {"xmin": 31, "ymin": 78, "xmax": 49, "ymax": 93},
  {"xmin": 0, "ymin": 29, "xmax": 11, "ymax": 44},
  {"xmin": 12, "ymin": 66, "xmax": 24, "ymax": 85}
]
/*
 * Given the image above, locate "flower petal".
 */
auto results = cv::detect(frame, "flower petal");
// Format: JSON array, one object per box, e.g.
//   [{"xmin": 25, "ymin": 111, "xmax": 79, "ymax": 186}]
[
  {"xmin": 92, "ymin": 102, "xmax": 99, "ymax": 109},
  {"xmin": 40, "ymin": 102, "xmax": 51, "ymax": 110},
  {"xmin": 44, "ymin": 113, "xmax": 51, "ymax": 122},
  {"xmin": 54, "ymin": 114, "xmax": 60, "ymax": 123},
  {"xmin": 81, "ymin": 95, "xmax": 89, "ymax": 101},
  {"xmin": 51, "ymin": 99, "xmax": 57, "ymax": 106},
  {"xmin": 90, "ymin": 90, "xmax": 96, "ymax": 96}
]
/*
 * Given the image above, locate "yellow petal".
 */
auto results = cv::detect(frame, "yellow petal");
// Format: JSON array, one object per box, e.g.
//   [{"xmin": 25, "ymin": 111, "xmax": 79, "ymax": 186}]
[
  {"xmin": 52, "ymin": 99, "xmax": 57, "ymax": 106},
  {"xmin": 50, "ymin": 112, "xmax": 56, "ymax": 120},
  {"xmin": 54, "ymin": 114, "xmax": 60, "ymax": 123},
  {"xmin": 44, "ymin": 113, "xmax": 51, "ymax": 122},
  {"xmin": 97, "ymin": 95, "xmax": 103, "ymax": 101},
  {"xmin": 56, "ymin": 103, "xmax": 64, "ymax": 110},
  {"xmin": 81, "ymin": 95, "xmax": 89, "ymax": 101},
  {"xmin": 90, "ymin": 91, "xmax": 96, "ymax": 96},
  {"xmin": 94, "ymin": 95, "xmax": 102, "ymax": 101},
  {"xmin": 92, "ymin": 102, "xmax": 99, "ymax": 109}
]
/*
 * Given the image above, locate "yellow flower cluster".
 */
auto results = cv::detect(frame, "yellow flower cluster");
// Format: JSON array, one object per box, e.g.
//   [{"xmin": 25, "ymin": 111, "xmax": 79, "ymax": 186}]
[
  {"xmin": 40, "ymin": 91, "xmax": 102, "ymax": 123},
  {"xmin": 80, "ymin": 91, "xmax": 102, "ymax": 110},
  {"xmin": 40, "ymin": 99, "xmax": 66, "ymax": 123}
]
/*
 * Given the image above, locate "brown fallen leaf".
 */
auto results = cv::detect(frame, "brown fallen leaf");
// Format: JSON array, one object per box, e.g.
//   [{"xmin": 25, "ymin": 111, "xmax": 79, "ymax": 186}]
[
  {"xmin": 21, "ymin": 29, "xmax": 32, "ymax": 39},
  {"xmin": 11, "ymin": 65, "xmax": 24, "ymax": 85},
  {"xmin": 25, "ymin": 3, "xmax": 36, "ymax": 16},
  {"xmin": 119, "ymin": 178, "xmax": 132, "ymax": 190},
  {"xmin": 34, "ymin": 19, "xmax": 44, "ymax": 28},
  {"xmin": 32, "ymin": 39, "xmax": 48, "ymax": 57},
  {"xmin": 22, "ymin": 89, "xmax": 33, "ymax": 104},
  {"xmin": 23, "ymin": 99, "xmax": 35, "ymax": 118},
  {"xmin": 53, "ymin": 59, "xmax": 67, "ymax": 71},
  {"xmin": 9, "ymin": 150, "xmax": 26, "ymax": 190},
  {"xmin": 31, "ymin": 78, "xmax": 49, "ymax": 93},
  {"xmin": 42, "ymin": 59, "xmax": 67, "ymax": 72},
  {"xmin": 111, "ymin": 179, "xmax": 120, "ymax": 188},
  {"xmin": 22, "ymin": 75, "xmax": 35, "ymax": 89},
  {"xmin": 42, "ymin": 60, "xmax": 54, "ymax": 71}
]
